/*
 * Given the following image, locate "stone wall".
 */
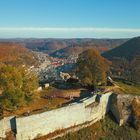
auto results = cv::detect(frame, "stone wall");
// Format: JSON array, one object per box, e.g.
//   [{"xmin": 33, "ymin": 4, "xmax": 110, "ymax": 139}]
[
  {"xmin": 0, "ymin": 92, "xmax": 112, "ymax": 140},
  {"xmin": 0, "ymin": 116, "xmax": 14, "ymax": 138}
]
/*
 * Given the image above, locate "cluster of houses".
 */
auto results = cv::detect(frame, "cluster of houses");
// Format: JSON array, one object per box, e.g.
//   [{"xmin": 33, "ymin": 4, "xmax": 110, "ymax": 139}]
[
  {"xmin": 28, "ymin": 52, "xmax": 80, "ymax": 94},
  {"xmin": 31, "ymin": 52, "xmax": 78, "ymax": 82},
  {"xmin": 49, "ymin": 54, "xmax": 78, "ymax": 68}
]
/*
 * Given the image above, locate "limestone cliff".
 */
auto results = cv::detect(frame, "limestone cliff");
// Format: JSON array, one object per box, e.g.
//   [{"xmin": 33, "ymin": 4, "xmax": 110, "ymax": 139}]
[{"xmin": 110, "ymin": 93, "xmax": 140, "ymax": 125}]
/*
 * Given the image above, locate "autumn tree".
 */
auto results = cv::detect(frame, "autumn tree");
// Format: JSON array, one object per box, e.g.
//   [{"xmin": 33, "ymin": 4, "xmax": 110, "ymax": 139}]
[
  {"xmin": 76, "ymin": 48, "xmax": 111, "ymax": 88},
  {"xmin": 0, "ymin": 65, "xmax": 38, "ymax": 110}
]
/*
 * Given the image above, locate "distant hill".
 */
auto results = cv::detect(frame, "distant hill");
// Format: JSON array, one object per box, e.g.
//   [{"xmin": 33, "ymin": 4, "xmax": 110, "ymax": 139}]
[
  {"xmin": 48, "ymin": 39, "xmax": 128, "ymax": 58},
  {"xmin": 51, "ymin": 46, "xmax": 87, "ymax": 58},
  {"xmin": 0, "ymin": 42, "xmax": 38, "ymax": 66},
  {"xmin": 102, "ymin": 37, "xmax": 140, "ymax": 84},
  {"xmin": 0, "ymin": 38, "xmax": 128, "ymax": 58},
  {"xmin": 50, "ymin": 39, "xmax": 128, "ymax": 58},
  {"xmin": 25, "ymin": 40, "xmax": 67, "ymax": 54},
  {"xmin": 102, "ymin": 37, "xmax": 140, "ymax": 61}
]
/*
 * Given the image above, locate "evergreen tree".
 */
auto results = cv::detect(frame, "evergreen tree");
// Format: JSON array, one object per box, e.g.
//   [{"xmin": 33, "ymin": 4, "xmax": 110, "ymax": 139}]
[{"xmin": 0, "ymin": 65, "xmax": 38, "ymax": 110}]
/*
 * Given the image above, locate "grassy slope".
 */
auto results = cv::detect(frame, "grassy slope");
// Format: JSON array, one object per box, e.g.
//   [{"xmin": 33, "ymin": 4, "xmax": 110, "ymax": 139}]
[
  {"xmin": 55, "ymin": 113, "xmax": 140, "ymax": 140},
  {"xmin": 115, "ymin": 81, "xmax": 140, "ymax": 95}
]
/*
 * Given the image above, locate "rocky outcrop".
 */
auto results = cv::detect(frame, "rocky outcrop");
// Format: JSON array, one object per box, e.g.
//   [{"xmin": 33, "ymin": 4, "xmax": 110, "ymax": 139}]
[
  {"xmin": 110, "ymin": 93, "xmax": 140, "ymax": 125},
  {"xmin": 131, "ymin": 98, "xmax": 140, "ymax": 131}
]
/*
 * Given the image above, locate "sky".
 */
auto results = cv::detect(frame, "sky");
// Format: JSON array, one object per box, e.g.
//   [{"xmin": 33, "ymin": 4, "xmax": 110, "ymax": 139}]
[{"xmin": 0, "ymin": 0, "xmax": 140, "ymax": 38}]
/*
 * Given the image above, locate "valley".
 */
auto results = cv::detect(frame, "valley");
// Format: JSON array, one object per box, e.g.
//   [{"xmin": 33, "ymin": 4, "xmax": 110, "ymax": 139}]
[
  {"xmin": 0, "ymin": 0, "xmax": 140, "ymax": 139},
  {"xmin": 0, "ymin": 37, "xmax": 140, "ymax": 140}
]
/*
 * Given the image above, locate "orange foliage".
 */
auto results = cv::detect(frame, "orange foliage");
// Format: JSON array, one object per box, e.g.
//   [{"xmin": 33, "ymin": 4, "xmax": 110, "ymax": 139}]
[{"xmin": 0, "ymin": 42, "xmax": 38, "ymax": 66}]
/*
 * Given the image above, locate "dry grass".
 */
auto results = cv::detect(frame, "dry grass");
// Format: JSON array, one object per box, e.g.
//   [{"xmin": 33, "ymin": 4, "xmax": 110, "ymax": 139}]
[
  {"xmin": 40, "ymin": 86, "xmax": 85, "ymax": 97},
  {"xmin": 115, "ymin": 82, "xmax": 140, "ymax": 95}
]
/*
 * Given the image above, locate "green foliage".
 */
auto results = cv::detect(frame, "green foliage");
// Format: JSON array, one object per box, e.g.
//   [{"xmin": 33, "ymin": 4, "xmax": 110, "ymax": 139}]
[
  {"xmin": 76, "ymin": 48, "xmax": 110, "ymax": 88},
  {"xmin": 0, "ymin": 65, "xmax": 38, "ymax": 110}
]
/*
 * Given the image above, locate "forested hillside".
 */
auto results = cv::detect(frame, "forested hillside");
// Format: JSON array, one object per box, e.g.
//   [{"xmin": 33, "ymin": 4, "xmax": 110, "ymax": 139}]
[
  {"xmin": 0, "ymin": 38, "xmax": 128, "ymax": 58},
  {"xmin": 103, "ymin": 37, "xmax": 140, "ymax": 84},
  {"xmin": 0, "ymin": 42, "xmax": 38, "ymax": 66},
  {"xmin": 103, "ymin": 37, "xmax": 140, "ymax": 61}
]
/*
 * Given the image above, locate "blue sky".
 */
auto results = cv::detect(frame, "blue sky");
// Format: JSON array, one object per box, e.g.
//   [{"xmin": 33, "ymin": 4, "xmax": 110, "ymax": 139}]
[{"xmin": 0, "ymin": 0, "xmax": 140, "ymax": 38}]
